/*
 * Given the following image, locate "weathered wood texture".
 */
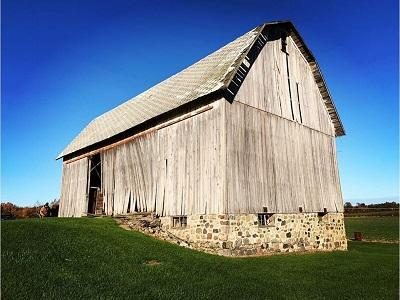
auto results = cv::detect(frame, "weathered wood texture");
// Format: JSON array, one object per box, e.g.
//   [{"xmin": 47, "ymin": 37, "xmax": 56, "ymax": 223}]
[
  {"xmin": 59, "ymin": 36, "xmax": 344, "ymax": 217},
  {"xmin": 225, "ymin": 99, "xmax": 343, "ymax": 213},
  {"xmin": 100, "ymin": 100, "xmax": 225, "ymax": 216},
  {"xmin": 59, "ymin": 158, "xmax": 89, "ymax": 217},
  {"xmin": 225, "ymin": 36, "xmax": 343, "ymax": 213},
  {"xmin": 234, "ymin": 37, "xmax": 334, "ymax": 136}
]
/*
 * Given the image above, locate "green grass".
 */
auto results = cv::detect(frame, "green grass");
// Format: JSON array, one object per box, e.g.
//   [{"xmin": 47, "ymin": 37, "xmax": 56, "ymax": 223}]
[
  {"xmin": 2, "ymin": 218, "xmax": 399, "ymax": 299},
  {"xmin": 345, "ymin": 216, "xmax": 399, "ymax": 242}
]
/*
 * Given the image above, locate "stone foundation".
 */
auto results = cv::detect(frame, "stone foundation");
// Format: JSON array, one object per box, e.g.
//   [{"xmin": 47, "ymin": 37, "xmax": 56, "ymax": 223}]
[{"xmin": 161, "ymin": 213, "xmax": 347, "ymax": 256}]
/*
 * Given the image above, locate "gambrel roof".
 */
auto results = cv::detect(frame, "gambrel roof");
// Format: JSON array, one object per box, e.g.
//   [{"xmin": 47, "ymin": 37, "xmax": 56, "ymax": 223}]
[{"xmin": 58, "ymin": 21, "xmax": 344, "ymax": 159}]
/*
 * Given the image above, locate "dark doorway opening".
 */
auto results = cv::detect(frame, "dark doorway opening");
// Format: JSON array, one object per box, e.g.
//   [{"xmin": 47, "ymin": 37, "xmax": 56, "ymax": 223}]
[{"xmin": 88, "ymin": 154, "xmax": 102, "ymax": 214}]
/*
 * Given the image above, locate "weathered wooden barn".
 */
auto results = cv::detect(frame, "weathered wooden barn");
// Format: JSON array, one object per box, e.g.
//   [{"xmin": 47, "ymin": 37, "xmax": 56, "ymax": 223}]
[{"xmin": 58, "ymin": 21, "xmax": 347, "ymax": 255}]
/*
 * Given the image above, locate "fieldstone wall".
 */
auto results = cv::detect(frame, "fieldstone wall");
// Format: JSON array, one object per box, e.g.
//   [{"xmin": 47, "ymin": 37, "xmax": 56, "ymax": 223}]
[{"xmin": 161, "ymin": 213, "xmax": 347, "ymax": 256}]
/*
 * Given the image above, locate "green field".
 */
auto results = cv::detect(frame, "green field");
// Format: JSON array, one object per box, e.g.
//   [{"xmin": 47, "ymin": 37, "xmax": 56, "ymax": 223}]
[
  {"xmin": 345, "ymin": 216, "xmax": 399, "ymax": 242},
  {"xmin": 2, "ymin": 218, "xmax": 399, "ymax": 299}
]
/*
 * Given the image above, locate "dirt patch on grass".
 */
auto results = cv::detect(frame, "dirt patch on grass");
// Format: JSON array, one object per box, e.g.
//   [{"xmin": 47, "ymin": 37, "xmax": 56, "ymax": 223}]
[
  {"xmin": 119, "ymin": 224, "xmax": 131, "ymax": 231},
  {"xmin": 349, "ymin": 239, "xmax": 399, "ymax": 244},
  {"xmin": 144, "ymin": 260, "xmax": 161, "ymax": 266}
]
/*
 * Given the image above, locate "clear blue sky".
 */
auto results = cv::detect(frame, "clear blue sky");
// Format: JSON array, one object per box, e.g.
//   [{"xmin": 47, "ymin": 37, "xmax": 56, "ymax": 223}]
[{"xmin": 2, "ymin": 0, "xmax": 398, "ymax": 206}]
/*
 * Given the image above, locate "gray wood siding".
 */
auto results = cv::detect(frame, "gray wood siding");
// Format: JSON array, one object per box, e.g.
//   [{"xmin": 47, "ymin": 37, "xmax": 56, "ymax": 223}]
[
  {"xmin": 59, "ymin": 36, "xmax": 344, "ymax": 217},
  {"xmin": 59, "ymin": 158, "xmax": 89, "ymax": 217},
  {"xmin": 234, "ymin": 37, "xmax": 334, "ymax": 136},
  {"xmin": 225, "ymin": 101, "xmax": 343, "ymax": 213},
  {"xmin": 100, "ymin": 100, "xmax": 226, "ymax": 216}
]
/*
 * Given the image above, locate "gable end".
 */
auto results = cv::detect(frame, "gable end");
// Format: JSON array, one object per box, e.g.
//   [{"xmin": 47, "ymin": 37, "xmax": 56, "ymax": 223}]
[{"xmin": 224, "ymin": 21, "xmax": 345, "ymax": 137}]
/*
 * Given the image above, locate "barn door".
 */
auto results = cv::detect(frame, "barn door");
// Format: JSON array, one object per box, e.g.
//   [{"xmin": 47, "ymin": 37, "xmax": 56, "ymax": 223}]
[{"xmin": 87, "ymin": 154, "xmax": 102, "ymax": 214}]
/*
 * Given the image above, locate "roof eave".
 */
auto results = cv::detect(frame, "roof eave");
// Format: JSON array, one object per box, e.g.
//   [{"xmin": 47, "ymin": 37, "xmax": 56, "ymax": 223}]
[{"xmin": 284, "ymin": 21, "xmax": 345, "ymax": 137}]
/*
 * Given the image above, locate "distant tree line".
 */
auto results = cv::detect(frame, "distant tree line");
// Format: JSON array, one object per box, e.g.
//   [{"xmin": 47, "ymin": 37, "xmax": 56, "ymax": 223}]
[
  {"xmin": 1, "ymin": 199, "xmax": 59, "ymax": 220},
  {"xmin": 344, "ymin": 201, "xmax": 399, "ymax": 209},
  {"xmin": 344, "ymin": 201, "xmax": 399, "ymax": 217}
]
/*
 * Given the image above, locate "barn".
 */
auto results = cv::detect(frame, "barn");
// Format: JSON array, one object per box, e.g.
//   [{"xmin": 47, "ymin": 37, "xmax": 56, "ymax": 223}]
[{"xmin": 58, "ymin": 21, "xmax": 347, "ymax": 255}]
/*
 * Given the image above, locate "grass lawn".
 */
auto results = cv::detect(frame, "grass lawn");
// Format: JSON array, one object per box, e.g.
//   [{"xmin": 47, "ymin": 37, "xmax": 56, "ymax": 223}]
[
  {"xmin": 345, "ymin": 216, "xmax": 399, "ymax": 242},
  {"xmin": 2, "ymin": 218, "xmax": 399, "ymax": 299}
]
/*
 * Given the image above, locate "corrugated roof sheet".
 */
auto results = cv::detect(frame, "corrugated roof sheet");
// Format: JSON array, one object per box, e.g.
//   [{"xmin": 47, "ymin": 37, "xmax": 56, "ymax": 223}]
[{"xmin": 58, "ymin": 25, "xmax": 262, "ymax": 158}]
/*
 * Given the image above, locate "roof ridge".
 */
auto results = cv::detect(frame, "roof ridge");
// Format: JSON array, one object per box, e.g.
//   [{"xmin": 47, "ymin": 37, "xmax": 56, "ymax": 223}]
[
  {"xmin": 58, "ymin": 25, "xmax": 260, "ymax": 158},
  {"xmin": 58, "ymin": 21, "xmax": 344, "ymax": 159},
  {"xmin": 222, "ymin": 24, "xmax": 266, "ymax": 88}
]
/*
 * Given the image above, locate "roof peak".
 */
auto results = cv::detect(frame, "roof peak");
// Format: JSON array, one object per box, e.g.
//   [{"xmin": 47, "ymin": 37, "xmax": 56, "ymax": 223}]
[{"xmin": 58, "ymin": 21, "xmax": 344, "ymax": 159}]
